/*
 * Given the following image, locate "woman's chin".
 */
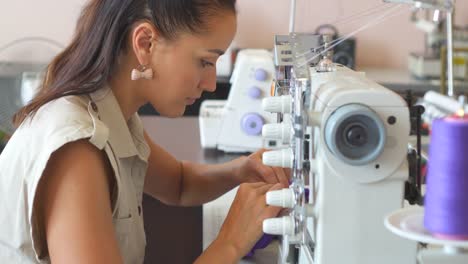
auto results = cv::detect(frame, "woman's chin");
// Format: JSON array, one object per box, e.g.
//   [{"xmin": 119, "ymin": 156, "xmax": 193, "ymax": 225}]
[{"xmin": 158, "ymin": 107, "xmax": 186, "ymax": 118}]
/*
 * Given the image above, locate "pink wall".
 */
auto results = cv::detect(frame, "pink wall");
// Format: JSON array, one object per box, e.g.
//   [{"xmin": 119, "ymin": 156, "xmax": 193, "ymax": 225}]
[
  {"xmin": 0, "ymin": 0, "xmax": 466, "ymax": 69},
  {"xmin": 235, "ymin": 0, "xmax": 468, "ymax": 69}
]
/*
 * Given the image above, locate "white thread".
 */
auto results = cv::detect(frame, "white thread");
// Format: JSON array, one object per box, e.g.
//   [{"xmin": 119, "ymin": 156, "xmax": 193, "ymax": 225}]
[
  {"xmin": 298, "ymin": 4, "xmax": 407, "ymax": 67},
  {"xmin": 295, "ymin": 4, "xmax": 403, "ymax": 60},
  {"xmin": 330, "ymin": 3, "xmax": 392, "ymax": 27}
]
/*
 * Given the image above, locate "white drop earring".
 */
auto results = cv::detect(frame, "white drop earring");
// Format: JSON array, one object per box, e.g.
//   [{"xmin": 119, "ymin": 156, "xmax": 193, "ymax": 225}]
[{"xmin": 131, "ymin": 64, "xmax": 153, "ymax": 81}]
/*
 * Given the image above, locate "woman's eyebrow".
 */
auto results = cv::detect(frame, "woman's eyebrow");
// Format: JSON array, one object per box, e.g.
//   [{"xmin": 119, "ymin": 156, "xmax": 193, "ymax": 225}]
[{"xmin": 207, "ymin": 49, "xmax": 225, "ymax": 56}]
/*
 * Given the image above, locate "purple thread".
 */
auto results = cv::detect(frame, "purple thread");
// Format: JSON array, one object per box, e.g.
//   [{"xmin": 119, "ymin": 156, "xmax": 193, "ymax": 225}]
[
  {"xmin": 244, "ymin": 234, "xmax": 275, "ymax": 258},
  {"xmin": 244, "ymin": 189, "xmax": 310, "ymax": 258},
  {"xmin": 424, "ymin": 117, "xmax": 468, "ymax": 239}
]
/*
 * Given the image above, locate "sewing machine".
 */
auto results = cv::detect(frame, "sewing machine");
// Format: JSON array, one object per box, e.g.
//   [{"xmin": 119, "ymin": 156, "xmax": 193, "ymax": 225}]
[
  {"xmin": 260, "ymin": 28, "xmax": 468, "ymax": 264},
  {"xmin": 256, "ymin": 0, "xmax": 468, "ymax": 262},
  {"xmin": 384, "ymin": 0, "xmax": 468, "ymax": 81},
  {"xmin": 258, "ymin": 31, "xmax": 419, "ymax": 263},
  {"xmin": 407, "ymin": 12, "xmax": 468, "ymax": 81},
  {"xmin": 199, "ymin": 49, "xmax": 278, "ymax": 153}
]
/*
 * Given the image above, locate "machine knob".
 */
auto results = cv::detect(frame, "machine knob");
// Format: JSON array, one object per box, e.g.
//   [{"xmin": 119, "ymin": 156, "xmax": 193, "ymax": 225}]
[
  {"xmin": 266, "ymin": 188, "xmax": 295, "ymax": 208},
  {"xmin": 262, "ymin": 95, "xmax": 292, "ymax": 114},
  {"xmin": 262, "ymin": 148, "xmax": 293, "ymax": 168},
  {"xmin": 263, "ymin": 216, "xmax": 295, "ymax": 236},
  {"xmin": 241, "ymin": 113, "xmax": 265, "ymax": 136},
  {"xmin": 262, "ymin": 123, "xmax": 291, "ymax": 144},
  {"xmin": 255, "ymin": 68, "xmax": 269, "ymax": 81},
  {"xmin": 248, "ymin": 86, "xmax": 262, "ymax": 99},
  {"xmin": 345, "ymin": 125, "xmax": 368, "ymax": 147},
  {"xmin": 324, "ymin": 104, "xmax": 386, "ymax": 165}
]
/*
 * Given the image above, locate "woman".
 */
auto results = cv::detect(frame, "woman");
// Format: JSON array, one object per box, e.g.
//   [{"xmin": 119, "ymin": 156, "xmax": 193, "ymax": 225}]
[{"xmin": 0, "ymin": 0, "xmax": 289, "ymax": 263}]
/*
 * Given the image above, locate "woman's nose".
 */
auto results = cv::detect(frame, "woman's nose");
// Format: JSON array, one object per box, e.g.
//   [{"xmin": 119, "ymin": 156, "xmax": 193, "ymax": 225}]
[{"xmin": 200, "ymin": 72, "xmax": 217, "ymax": 92}]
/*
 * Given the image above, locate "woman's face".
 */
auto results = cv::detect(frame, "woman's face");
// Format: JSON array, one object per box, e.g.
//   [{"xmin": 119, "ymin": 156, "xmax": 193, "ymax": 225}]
[{"xmin": 144, "ymin": 13, "xmax": 237, "ymax": 117}]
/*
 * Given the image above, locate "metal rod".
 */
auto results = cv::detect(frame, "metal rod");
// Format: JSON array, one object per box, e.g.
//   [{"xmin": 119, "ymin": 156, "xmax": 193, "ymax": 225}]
[
  {"xmin": 446, "ymin": 11, "xmax": 454, "ymax": 97},
  {"xmin": 289, "ymin": 0, "xmax": 297, "ymax": 33}
]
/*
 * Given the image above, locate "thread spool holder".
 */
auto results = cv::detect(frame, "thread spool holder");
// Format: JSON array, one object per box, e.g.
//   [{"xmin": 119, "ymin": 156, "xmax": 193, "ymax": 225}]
[{"xmin": 385, "ymin": 207, "xmax": 468, "ymax": 263}]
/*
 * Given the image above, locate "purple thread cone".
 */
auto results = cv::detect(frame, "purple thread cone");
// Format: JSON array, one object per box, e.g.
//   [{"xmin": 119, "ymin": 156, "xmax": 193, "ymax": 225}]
[
  {"xmin": 244, "ymin": 189, "xmax": 310, "ymax": 258},
  {"xmin": 424, "ymin": 117, "xmax": 468, "ymax": 239},
  {"xmin": 244, "ymin": 234, "xmax": 275, "ymax": 258}
]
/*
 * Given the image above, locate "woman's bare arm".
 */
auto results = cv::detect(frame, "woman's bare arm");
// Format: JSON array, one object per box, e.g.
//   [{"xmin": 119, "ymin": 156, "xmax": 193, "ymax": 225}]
[{"xmin": 35, "ymin": 139, "xmax": 123, "ymax": 264}]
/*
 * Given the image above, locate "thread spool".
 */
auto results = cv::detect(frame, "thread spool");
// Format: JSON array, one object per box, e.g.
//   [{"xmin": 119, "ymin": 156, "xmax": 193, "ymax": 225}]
[
  {"xmin": 244, "ymin": 234, "xmax": 275, "ymax": 258},
  {"xmin": 424, "ymin": 115, "xmax": 468, "ymax": 240}
]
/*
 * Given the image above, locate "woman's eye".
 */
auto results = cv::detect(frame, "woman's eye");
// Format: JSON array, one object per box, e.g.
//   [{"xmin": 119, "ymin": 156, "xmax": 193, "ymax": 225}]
[{"xmin": 200, "ymin": 60, "xmax": 215, "ymax": 68}]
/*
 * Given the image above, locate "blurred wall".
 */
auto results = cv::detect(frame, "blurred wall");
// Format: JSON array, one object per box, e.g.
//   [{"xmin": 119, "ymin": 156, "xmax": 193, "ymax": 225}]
[
  {"xmin": 0, "ymin": 0, "xmax": 84, "ymax": 63},
  {"xmin": 235, "ymin": 0, "xmax": 468, "ymax": 69},
  {"xmin": 0, "ymin": 0, "xmax": 467, "ymax": 68}
]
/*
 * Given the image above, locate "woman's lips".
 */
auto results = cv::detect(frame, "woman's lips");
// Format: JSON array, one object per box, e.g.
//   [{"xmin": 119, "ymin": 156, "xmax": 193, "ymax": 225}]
[{"xmin": 186, "ymin": 98, "xmax": 199, "ymax": 105}]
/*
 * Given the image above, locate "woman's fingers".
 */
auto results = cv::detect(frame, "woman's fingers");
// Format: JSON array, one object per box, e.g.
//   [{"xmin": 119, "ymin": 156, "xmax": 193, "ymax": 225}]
[
  {"xmin": 254, "ymin": 182, "xmax": 281, "ymax": 196},
  {"xmin": 246, "ymin": 182, "xmax": 269, "ymax": 189},
  {"xmin": 272, "ymin": 167, "xmax": 290, "ymax": 187},
  {"xmin": 260, "ymin": 204, "xmax": 282, "ymax": 221},
  {"xmin": 256, "ymin": 165, "xmax": 278, "ymax": 184}
]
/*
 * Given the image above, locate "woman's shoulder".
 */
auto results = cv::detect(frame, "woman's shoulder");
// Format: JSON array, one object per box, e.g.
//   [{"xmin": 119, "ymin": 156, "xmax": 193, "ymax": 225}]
[
  {"xmin": 17, "ymin": 95, "xmax": 108, "ymax": 144},
  {"xmin": 25, "ymin": 95, "xmax": 92, "ymax": 128},
  {"xmin": 38, "ymin": 95, "xmax": 90, "ymax": 120}
]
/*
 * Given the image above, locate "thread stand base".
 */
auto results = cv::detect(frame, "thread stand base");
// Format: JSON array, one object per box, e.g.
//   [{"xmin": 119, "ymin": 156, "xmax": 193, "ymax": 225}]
[{"xmin": 385, "ymin": 207, "xmax": 468, "ymax": 263}]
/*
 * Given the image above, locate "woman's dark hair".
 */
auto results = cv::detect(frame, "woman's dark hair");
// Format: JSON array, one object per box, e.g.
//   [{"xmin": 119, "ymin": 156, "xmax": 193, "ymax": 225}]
[{"xmin": 14, "ymin": 0, "xmax": 236, "ymax": 125}]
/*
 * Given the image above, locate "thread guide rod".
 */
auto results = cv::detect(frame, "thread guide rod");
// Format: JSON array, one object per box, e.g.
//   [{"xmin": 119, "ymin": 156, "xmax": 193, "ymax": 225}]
[{"xmin": 289, "ymin": 0, "xmax": 297, "ymax": 34}]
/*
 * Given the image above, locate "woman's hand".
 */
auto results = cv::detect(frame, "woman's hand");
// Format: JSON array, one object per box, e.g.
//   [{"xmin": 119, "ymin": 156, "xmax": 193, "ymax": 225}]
[
  {"xmin": 214, "ymin": 182, "xmax": 283, "ymax": 260},
  {"xmin": 234, "ymin": 149, "xmax": 290, "ymax": 187}
]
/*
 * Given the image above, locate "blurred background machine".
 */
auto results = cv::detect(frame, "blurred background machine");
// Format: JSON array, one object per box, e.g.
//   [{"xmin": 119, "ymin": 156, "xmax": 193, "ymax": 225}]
[
  {"xmin": 199, "ymin": 49, "xmax": 278, "ymax": 153},
  {"xmin": 407, "ymin": 5, "xmax": 468, "ymax": 81}
]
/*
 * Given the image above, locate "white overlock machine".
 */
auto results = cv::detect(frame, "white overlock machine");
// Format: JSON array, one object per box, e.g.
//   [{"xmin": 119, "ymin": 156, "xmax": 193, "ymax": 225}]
[
  {"xmin": 199, "ymin": 49, "xmax": 279, "ymax": 153},
  {"xmin": 260, "ymin": 32, "xmax": 418, "ymax": 264}
]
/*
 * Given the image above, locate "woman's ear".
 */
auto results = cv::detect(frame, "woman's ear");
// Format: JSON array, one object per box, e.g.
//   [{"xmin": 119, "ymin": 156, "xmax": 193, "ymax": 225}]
[{"xmin": 132, "ymin": 22, "xmax": 158, "ymax": 66}]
